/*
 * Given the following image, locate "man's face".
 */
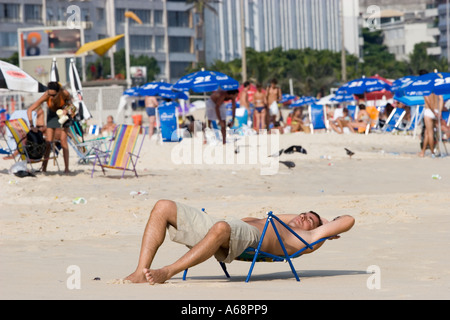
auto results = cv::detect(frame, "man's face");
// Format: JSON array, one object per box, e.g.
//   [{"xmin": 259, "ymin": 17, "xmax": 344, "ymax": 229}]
[{"xmin": 289, "ymin": 212, "xmax": 321, "ymax": 230}]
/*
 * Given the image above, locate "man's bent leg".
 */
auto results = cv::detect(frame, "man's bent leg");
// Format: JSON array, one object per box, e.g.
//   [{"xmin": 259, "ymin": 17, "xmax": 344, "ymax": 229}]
[
  {"xmin": 144, "ymin": 221, "xmax": 231, "ymax": 284},
  {"xmin": 125, "ymin": 200, "xmax": 178, "ymax": 283}
]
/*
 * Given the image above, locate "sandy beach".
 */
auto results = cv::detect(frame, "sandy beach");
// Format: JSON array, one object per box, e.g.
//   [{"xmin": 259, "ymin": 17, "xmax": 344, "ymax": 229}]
[{"xmin": 1, "ymin": 126, "xmax": 449, "ymax": 300}]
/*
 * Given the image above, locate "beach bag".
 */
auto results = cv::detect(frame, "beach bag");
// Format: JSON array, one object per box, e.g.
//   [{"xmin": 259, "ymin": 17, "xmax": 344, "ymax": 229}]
[{"xmin": 22, "ymin": 130, "xmax": 46, "ymax": 160}]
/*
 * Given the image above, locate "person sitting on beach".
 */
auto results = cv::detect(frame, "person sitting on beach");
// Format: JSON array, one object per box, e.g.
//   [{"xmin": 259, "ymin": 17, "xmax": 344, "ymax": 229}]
[
  {"xmin": 347, "ymin": 104, "xmax": 371, "ymax": 133},
  {"xmin": 290, "ymin": 107, "xmax": 307, "ymax": 133},
  {"xmin": 329, "ymin": 108, "xmax": 351, "ymax": 134},
  {"xmin": 101, "ymin": 115, "xmax": 116, "ymax": 136},
  {"xmin": 124, "ymin": 200, "xmax": 355, "ymax": 284}
]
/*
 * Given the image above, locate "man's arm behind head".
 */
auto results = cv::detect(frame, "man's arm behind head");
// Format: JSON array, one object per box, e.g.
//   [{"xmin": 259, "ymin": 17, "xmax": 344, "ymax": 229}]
[{"xmin": 313, "ymin": 215, "xmax": 355, "ymax": 243}]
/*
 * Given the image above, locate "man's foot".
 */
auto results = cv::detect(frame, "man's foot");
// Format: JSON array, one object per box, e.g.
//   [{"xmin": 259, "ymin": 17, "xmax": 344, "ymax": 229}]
[
  {"xmin": 143, "ymin": 267, "xmax": 171, "ymax": 285},
  {"xmin": 124, "ymin": 270, "xmax": 148, "ymax": 284}
]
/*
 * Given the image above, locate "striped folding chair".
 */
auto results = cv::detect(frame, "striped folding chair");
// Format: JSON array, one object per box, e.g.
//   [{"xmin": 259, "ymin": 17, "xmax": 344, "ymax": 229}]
[
  {"xmin": 91, "ymin": 124, "xmax": 144, "ymax": 178},
  {"xmin": 3, "ymin": 118, "xmax": 59, "ymax": 171}
]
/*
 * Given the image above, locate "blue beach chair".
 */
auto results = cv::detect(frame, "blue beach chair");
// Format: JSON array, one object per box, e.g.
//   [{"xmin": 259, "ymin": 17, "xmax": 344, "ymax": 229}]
[
  {"xmin": 183, "ymin": 211, "xmax": 331, "ymax": 283},
  {"xmin": 383, "ymin": 108, "xmax": 406, "ymax": 133},
  {"xmin": 308, "ymin": 104, "xmax": 328, "ymax": 133}
]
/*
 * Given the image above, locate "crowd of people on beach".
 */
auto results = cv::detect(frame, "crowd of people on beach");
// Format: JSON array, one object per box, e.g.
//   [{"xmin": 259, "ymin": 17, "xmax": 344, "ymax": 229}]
[{"xmin": 2, "ymin": 74, "xmax": 450, "ymax": 174}]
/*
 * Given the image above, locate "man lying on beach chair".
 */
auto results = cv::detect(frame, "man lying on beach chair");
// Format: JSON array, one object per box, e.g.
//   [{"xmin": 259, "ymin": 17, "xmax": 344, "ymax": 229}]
[{"xmin": 124, "ymin": 200, "xmax": 355, "ymax": 284}]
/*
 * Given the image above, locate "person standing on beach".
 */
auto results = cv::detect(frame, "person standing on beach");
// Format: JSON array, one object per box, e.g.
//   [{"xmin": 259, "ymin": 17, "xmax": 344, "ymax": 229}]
[
  {"xmin": 253, "ymin": 83, "xmax": 267, "ymax": 131},
  {"xmin": 240, "ymin": 81, "xmax": 251, "ymax": 126},
  {"xmin": 145, "ymin": 95, "xmax": 158, "ymax": 139},
  {"xmin": 266, "ymin": 78, "xmax": 282, "ymax": 129},
  {"xmin": 27, "ymin": 81, "xmax": 73, "ymax": 174},
  {"xmin": 205, "ymin": 88, "xmax": 239, "ymax": 144},
  {"xmin": 420, "ymin": 71, "xmax": 444, "ymax": 157}
]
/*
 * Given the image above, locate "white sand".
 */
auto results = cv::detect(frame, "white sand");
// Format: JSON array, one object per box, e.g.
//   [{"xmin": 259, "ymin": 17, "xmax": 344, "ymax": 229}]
[{"xmin": 1, "ymin": 128, "xmax": 449, "ymax": 300}]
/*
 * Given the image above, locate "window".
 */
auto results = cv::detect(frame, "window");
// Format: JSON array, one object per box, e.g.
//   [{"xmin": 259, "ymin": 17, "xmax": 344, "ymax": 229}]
[
  {"xmin": 132, "ymin": 10, "xmax": 151, "ymax": 25},
  {"xmin": 0, "ymin": 32, "xmax": 17, "ymax": 48},
  {"xmin": 170, "ymin": 62, "xmax": 191, "ymax": 78},
  {"xmin": 131, "ymin": 35, "xmax": 152, "ymax": 51},
  {"xmin": 155, "ymin": 36, "xmax": 165, "ymax": 52},
  {"xmin": 0, "ymin": 3, "xmax": 20, "ymax": 22},
  {"xmin": 168, "ymin": 11, "xmax": 190, "ymax": 27},
  {"xmin": 154, "ymin": 10, "xmax": 164, "ymax": 26},
  {"xmin": 169, "ymin": 36, "xmax": 192, "ymax": 53},
  {"xmin": 25, "ymin": 4, "xmax": 42, "ymax": 23}
]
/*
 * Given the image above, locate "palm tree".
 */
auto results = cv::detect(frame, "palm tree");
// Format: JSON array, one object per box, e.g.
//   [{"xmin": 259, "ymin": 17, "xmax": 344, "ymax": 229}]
[{"xmin": 186, "ymin": 0, "xmax": 220, "ymax": 66}]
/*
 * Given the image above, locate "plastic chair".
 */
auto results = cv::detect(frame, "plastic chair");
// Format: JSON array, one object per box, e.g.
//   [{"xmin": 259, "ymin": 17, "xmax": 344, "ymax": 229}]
[{"xmin": 91, "ymin": 124, "xmax": 144, "ymax": 178}]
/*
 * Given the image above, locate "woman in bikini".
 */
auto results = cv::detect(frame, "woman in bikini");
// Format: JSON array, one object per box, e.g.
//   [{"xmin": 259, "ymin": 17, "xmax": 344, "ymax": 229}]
[
  {"xmin": 253, "ymin": 83, "xmax": 267, "ymax": 131},
  {"xmin": 27, "ymin": 81, "xmax": 73, "ymax": 173}
]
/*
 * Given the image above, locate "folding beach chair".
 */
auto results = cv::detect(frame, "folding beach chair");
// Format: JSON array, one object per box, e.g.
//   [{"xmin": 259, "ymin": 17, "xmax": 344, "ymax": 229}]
[
  {"xmin": 67, "ymin": 122, "xmax": 108, "ymax": 164},
  {"xmin": 91, "ymin": 124, "xmax": 144, "ymax": 178},
  {"xmin": 183, "ymin": 211, "xmax": 332, "ymax": 283},
  {"xmin": 2, "ymin": 118, "xmax": 59, "ymax": 171},
  {"xmin": 308, "ymin": 104, "xmax": 328, "ymax": 134},
  {"xmin": 382, "ymin": 108, "xmax": 406, "ymax": 133}
]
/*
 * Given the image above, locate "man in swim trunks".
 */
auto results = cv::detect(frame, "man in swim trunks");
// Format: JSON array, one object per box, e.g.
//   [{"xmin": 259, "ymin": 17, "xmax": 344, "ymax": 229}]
[
  {"xmin": 145, "ymin": 95, "xmax": 158, "ymax": 139},
  {"xmin": 206, "ymin": 88, "xmax": 239, "ymax": 144},
  {"xmin": 124, "ymin": 200, "xmax": 355, "ymax": 284}
]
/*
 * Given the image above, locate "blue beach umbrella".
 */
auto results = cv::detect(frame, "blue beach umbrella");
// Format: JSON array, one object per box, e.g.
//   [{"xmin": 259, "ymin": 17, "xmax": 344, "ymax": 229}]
[
  {"xmin": 290, "ymin": 96, "xmax": 318, "ymax": 107},
  {"xmin": 123, "ymin": 86, "xmax": 140, "ymax": 97},
  {"xmin": 173, "ymin": 69, "xmax": 239, "ymax": 93},
  {"xmin": 338, "ymin": 76, "xmax": 391, "ymax": 95},
  {"xmin": 402, "ymin": 71, "xmax": 450, "ymax": 96},
  {"xmin": 139, "ymin": 81, "xmax": 188, "ymax": 100},
  {"xmin": 331, "ymin": 94, "xmax": 355, "ymax": 103},
  {"xmin": 390, "ymin": 75, "xmax": 418, "ymax": 96}
]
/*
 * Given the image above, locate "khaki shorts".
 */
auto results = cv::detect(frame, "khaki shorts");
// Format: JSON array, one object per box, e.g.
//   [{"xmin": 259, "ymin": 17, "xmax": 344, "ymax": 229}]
[{"xmin": 167, "ymin": 202, "xmax": 261, "ymax": 263}]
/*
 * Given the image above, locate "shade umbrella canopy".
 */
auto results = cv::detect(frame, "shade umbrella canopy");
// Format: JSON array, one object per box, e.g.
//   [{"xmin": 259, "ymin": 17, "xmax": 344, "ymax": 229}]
[
  {"xmin": 173, "ymin": 69, "xmax": 239, "ymax": 93},
  {"xmin": 139, "ymin": 81, "xmax": 188, "ymax": 100},
  {"xmin": 0, "ymin": 60, "xmax": 47, "ymax": 92},
  {"xmin": 291, "ymin": 96, "xmax": 318, "ymax": 107},
  {"xmin": 339, "ymin": 76, "xmax": 391, "ymax": 95},
  {"xmin": 330, "ymin": 93, "xmax": 355, "ymax": 103},
  {"xmin": 75, "ymin": 34, "xmax": 125, "ymax": 57},
  {"xmin": 69, "ymin": 58, "xmax": 92, "ymax": 120},
  {"xmin": 391, "ymin": 75, "xmax": 418, "ymax": 95},
  {"xmin": 402, "ymin": 71, "xmax": 450, "ymax": 96}
]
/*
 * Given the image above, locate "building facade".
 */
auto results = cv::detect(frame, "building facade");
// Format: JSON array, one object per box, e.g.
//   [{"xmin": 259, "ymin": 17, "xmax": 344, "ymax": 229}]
[
  {"xmin": 0, "ymin": 0, "xmax": 195, "ymax": 82},
  {"xmin": 204, "ymin": 0, "xmax": 362, "ymax": 65}
]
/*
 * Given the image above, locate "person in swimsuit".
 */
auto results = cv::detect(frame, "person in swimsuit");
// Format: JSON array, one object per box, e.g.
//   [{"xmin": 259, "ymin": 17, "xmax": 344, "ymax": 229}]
[
  {"xmin": 145, "ymin": 95, "xmax": 159, "ymax": 139},
  {"xmin": 347, "ymin": 104, "xmax": 371, "ymax": 133},
  {"xmin": 27, "ymin": 81, "xmax": 73, "ymax": 173},
  {"xmin": 206, "ymin": 88, "xmax": 239, "ymax": 144},
  {"xmin": 124, "ymin": 200, "xmax": 355, "ymax": 284},
  {"xmin": 253, "ymin": 83, "xmax": 267, "ymax": 131},
  {"xmin": 266, "ymin": 78, "xmax": 282, "ymax": 128},
  {"xmin": 290, "ymin": 107, "xmax": 306, "ymax": 133}
]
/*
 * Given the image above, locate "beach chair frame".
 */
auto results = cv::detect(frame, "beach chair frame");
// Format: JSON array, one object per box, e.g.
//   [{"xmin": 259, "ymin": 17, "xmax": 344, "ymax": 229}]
[
  {"xmin": 182, "ymin": 211, "xmax": 331, "ymax": 283},
  {"xmin": 2, "ymin": 118, "xmax": 59, "ymax": 171},
  {"xmin": 67, "ymin": 123, "xmax": 108, "ymax": 164},
  {"xmin": 382, "ymin": 108, "xmax": 406, "ymax": 133},
  {"xmin": 91, "ymin": 124, "xmax": 144, "ymax": 178}
]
